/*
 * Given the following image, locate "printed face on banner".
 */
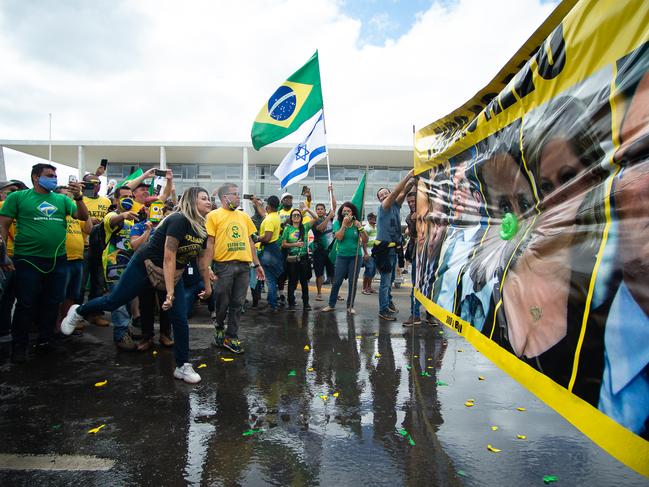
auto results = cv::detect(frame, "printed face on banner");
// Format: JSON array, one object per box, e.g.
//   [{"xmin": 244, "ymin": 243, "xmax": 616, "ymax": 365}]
[{"xmin": 415, "ymin": 37, "xmax": 649, "ymax": 455}]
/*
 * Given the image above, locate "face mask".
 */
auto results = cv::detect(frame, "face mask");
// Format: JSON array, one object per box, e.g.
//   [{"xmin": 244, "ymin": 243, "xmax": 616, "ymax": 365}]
[
  {"xmin": 224, "ymin": 195, "xmax": 237, "ymax": 210},
  {"xmin": 119, "ymin": 197, "xmax": 134, "ymax": 212},
  {"xmin": 38, "ymin": 176, "xmax": 58, "ymax": 192}
]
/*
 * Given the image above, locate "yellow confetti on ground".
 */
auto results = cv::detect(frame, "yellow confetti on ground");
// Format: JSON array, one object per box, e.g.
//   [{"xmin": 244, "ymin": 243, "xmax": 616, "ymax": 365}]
[
  {"xmin": 491, "ymin": 426, "xmax": 498, "ymax": 431},
  {"xmin": 152, "ymin": 351, "xmax": 158, "ymax": 356},
  {"xmin": 197, "ymin": 364, "xmax": 207, "ymax": 369},
  {"xmin": 374, "ymin": 332, "xmax": 379, "ymax": 336},
  {"xmin": 413, "ymin": 355, "xmax": 418, "ymax": 358},
  {"xmin": 464, "ymin": 401, "xmax": 475, "ymax": 407},
  {"xmin": 516, "ymin": 407, "xmax": 526, "ymax": 411},
  {"xmin": 427, "ymin": 357, "xmax": 432, "ymax": 361},
  {"xmin": 487, "ymin": 444, "xmax": 501, "ymax": 453},
  {"xmin": 319, "ymin": 395, "xmax": 328, "ymax": 401},
  {"xmin": 427, "ymin": 366, "xmax": 433, "ymax": 369},
  {"xmin": 478, "ymin": 376, "xmax": 485, "ymax": 381},
  {"xmin": 517, "ymin": 435, "xmax": 527, "ymax": 440},
  {"xmin": 307, "ymin": 367, "xmax": 314, "ymax": 372},
  {"xmin": 94, "ymin": 380, "xmax": 108, "ymax": 387},
  {"xmin": 220, "ymin": 357, "xmax": 234, "ymax": 362},
  {"xmin": 355, "ymin": 335, "xmax": 362, "ymax": 339},
  {"xmin": 88, "ymin": 424, "xmax": 106, "ymax": 434},
  {"xmin": 304, "ymin": 345, "xmax": 310, "ymax": 351},
  {"xmin": 333, "ymin": 392, "xmax": 339, "ymax": 398},
  {"xmin": 375, "ymin": 353, "xmax": 382, "ymax": 358}
]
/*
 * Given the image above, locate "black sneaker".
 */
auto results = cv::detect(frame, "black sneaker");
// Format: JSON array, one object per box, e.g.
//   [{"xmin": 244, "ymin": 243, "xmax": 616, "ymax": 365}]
[
  {"xmin": 378, "ymin": 311, "xmax": 397, "ymax": 321},
  {"xmin": 303, "ymin": 303, "xmax": 311, "ymax": 311},
  {"xmin": 223, "ymin": 337, "xmax": 244, "ymax": 354},
  {"xmin": 388, "ymin": 302, "xmax": 398, "ymax": 313},
  {"xmin": 287, "ymin": 304, "xmax": 296, "ymax": 311},
  {"xmin": 11, "ymin": 343, "xmax": 27, "ymax": 363},
  {"xmin": 278, "ymin": 295, "xmax": 286, "ymax": 306}
]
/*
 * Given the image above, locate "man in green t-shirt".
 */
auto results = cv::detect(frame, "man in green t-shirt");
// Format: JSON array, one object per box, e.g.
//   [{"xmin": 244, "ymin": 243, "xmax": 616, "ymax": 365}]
[{"xmin": 0, "ymin": 163, "xmax": 88, "ymax": 363}]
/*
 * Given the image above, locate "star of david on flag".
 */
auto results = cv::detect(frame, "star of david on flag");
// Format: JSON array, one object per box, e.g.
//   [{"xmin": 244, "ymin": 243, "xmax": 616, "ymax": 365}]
[{"xmin": 274, "ymin": 110, "xmax": 327, "ymax": 189}]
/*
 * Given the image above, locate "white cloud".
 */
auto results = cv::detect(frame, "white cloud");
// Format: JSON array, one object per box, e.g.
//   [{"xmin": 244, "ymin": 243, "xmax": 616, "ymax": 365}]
[{"xmin": 0, "ymin": 0, "xmax": 557, "ymax": 181}]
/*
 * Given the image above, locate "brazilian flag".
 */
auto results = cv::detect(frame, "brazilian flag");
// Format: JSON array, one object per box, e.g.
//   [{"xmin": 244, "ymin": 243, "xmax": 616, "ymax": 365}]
[{"xmin": 251, "ymin": 51, "xmax": 323, "ymax": 150}]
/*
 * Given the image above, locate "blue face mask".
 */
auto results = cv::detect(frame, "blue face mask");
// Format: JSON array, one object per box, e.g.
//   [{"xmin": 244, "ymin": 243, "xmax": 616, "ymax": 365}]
[{"xmin": 38, "ymin": 176, "xmax": 58, "ymax": 192}]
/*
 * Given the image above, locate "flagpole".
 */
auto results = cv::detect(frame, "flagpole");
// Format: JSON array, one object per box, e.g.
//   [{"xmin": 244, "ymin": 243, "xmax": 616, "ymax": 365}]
[
  {"xmin": 321, "ymin": 107, "xmax": 333, "ymax": 209},
  {"xmin": 48, "ymin": 113, "xmax": 52, "ymax": 163},
  {"xmin": 349, "ymin": 168, "xmax": 368, "ymax": 311}
]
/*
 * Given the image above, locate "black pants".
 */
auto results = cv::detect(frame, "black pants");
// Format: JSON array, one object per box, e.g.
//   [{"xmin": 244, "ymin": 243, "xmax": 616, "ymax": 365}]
[
  {"xmin": 80, "ymin": 246, "xmax": 105, "ymax": 303},
  {"xmin": 286, "ymin": 258, "xmax": 311, "ymax": 306},
  {"xmin": 138, "ymin": 286, "xmax": 170, "ymax": 339}
]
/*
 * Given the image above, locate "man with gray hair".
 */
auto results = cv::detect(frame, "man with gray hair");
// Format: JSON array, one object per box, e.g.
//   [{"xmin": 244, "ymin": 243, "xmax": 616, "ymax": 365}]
[{"xmin": 203, "ymin": 183, "xmax": 265, "ymax": 354}]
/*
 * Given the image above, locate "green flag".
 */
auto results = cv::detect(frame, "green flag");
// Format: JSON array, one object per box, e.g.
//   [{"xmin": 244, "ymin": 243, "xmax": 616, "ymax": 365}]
[
  {"xmin": 115, "ymin": 168, "xmax": 143, "ymax": 189},
  {"xmin": 251, "ymin": 51, "xmax": 323, "ymax": 150},
  {"xmin": 351, "ymin": 171, "xmax": 367, "ymax": 219},
  {"xmin": 329, "ymin": 171, "xmax": 367, "ymax": 264}
]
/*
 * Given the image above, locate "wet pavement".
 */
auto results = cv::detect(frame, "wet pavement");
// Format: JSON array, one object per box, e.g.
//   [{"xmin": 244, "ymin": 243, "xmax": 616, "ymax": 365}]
[{"xmin": 0, "ymin": 282, "xmax": 646, "ymax": 486}]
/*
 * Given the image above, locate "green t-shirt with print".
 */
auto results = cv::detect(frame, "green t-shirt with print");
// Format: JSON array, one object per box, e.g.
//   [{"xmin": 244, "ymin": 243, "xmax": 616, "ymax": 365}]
[
  {"xmin": 281, "ymin": 221, "xmax": 312, "ymax": 256},
  {"xmin": 332, "ymin": 220, "xmax": 362, "ymax": 257},
  {"xmin": 0, "ymin": 189, "xmax": 76, "ymax": 258}
]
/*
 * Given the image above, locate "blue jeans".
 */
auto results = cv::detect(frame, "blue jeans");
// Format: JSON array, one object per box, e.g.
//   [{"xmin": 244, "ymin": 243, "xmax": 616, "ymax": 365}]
[
  {"xmin": 12, "ymin": 255, "xmax": 67, "ymax": 345},
  {"xmin": 363, "ymin": 255, "xmax": 376, "ymax": 278},
  {"xmin": 410, "ymin": 260, "xmax": 421, "ymax": 318},
  {"xmin": 184, "ymin": 279, "xmax": 204, "ymax": 316},
  {"xmin": 260, "ymin": 242, "xmax": 283, "ymax": 309},
  {"xmin": 64, "ymin": 259, "xmax": 84, "ymax": 301},
  {"xmin": 328, "ymin": 255, "xmax": 362, "ymax": 308},
  {"xmin": 378, "ymin": 248, "xmax": 396, "ymax": 313},
  {"xmin": 78, "ymin": 252, "xmax": 190, "ymax": 366}
]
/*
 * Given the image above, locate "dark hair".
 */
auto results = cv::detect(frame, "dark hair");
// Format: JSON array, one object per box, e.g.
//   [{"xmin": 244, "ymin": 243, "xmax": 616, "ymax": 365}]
[
  {"xmin": 406, "ymin": 191, "xmax": 417, "ymax": 199},
  {"xmin": 337, "ymin": 201, "xmax": 359, "ymax": 223},
  {"xmin": 217, "ymin": 183, "xmax": 238, "ymax": 200},
  {"xmin": 367, "ymin": 212, "xmax": 377, "ymax": 220},
  {"xmin": 315, "ymin": 203, "xmax": 326, "ymax": 211},
  {"xmin": 376, "ymin": 187, "xmax": 390, "ymax": 198},
  {"xmin": 31, "ymin": 163, "xmax": 56, "ymax": 179},
  {"xmin": 266, "ymin": 195, "xmax": 280, "ymax": 209},
  {"xmin": 114, "ymin": 186, "xmax": 132, "ymax": 199},
  {"xmin": 83, "ymin": 173, "xmax": 99, "ymax": 182},
  {"xmin": 290, "ymin": 209, "xmax": 305, "ymax": 240}
]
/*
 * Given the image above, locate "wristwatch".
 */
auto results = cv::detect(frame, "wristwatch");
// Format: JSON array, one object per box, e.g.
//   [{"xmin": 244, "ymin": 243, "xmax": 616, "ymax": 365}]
[{"xmin": 252, "ymin": 264, "xmax": 260, "ymax": 268}]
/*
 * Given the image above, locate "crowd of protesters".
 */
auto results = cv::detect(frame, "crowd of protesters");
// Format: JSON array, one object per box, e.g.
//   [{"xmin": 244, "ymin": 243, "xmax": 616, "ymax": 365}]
[{"xmin": 1, "ymin": 162, "xmax": 428, "ymax": 384}]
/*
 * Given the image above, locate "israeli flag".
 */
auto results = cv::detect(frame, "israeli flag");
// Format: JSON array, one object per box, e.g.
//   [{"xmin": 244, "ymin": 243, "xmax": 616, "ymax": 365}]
[{"xmin": 274, "ymin": 110, "xmax": 327, "ymax": 188}]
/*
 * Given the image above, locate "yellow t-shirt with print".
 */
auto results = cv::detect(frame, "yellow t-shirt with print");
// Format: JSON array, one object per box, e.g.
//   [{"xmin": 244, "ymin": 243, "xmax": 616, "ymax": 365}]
[
  {"xmin": 65, "ymin": 216, "xmax": 85, "ymax": 261},
  {"xmin": 259, "ymin": 211, "xmax": 281, "ymax": 244},
  {"xmin": 82, "ymin": 195, "xmax": 111, "ymax": 245},
  {"xmin": 0, "ymin": 200, "xmax": 16, "ymax": 257},
  {"xmin": 206, "ymin": 208, "xmax": 256, "ymax": 263}
]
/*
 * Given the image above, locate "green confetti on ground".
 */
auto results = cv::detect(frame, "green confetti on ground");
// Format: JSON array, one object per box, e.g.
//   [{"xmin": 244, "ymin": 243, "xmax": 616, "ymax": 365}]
[
  {"xmin": 406, "ymin": 365, "xmax": 412, "ymax": 370},
  {"xmin": 543, "ymin": 475, "xmax": 558, "ymax": 484},
  {"xmin": 408, "ymin": 435, "xmax": 416, "ymax": 446},
  {"xmin": 51, "ymin": 424, "xmax": 62, "ymax": 430},
  {"xmin": 420, "ymin": 371, "xmax": 430, "ymax": 377},
  {"xmin": 398, "ymin": 428, "xmax": 408, "ymax": 436},
  {"xmin": 436, "ymin": 380, "xmax": 448, "ymax": 386},
  {"xmin": 242, "ymin": 428, "xmax": 263, "ymax": 436},
  {"xmin": 457, "ymin": 470, "xmax": 467, "ymax": 477},
  {"xmin": 287, "ymin": 370, "xmax": 297, "ymax": 377}
]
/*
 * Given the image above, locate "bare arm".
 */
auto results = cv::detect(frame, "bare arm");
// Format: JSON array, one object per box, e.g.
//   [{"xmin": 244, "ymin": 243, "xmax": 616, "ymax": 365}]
[
  {"xmin": 197, "ymin": 248, "xmax": 212, "ymax": 297},
  {"xmin": 252, "ymin": 196, "xmax": 266, "ymax": 218},
  {"xmin": 249, "ymin": 236, "xmax": 265, "ymax": 281},
  {"xmin": 202, "ymin": 236, "xmax": 215, "ymax": 280},
  {"xmin": 109, "ymin": 211, "xmax": 137, "ymax": 227},
  {"xmin": 381, "ymin": 169, "xmax": 414, "ymax": 210},
  {"xmin": 161, "ymin": 236, "xmax": 179, "ymax": 310},
  {"xmin": 0, "ymin": 216, "xmax": 13, "ymax": 270},
  {"xmin": 126, "ymin": 168, "xmax": 156, "ymax": 190},
  {"xmin": 159, "ymin": 170, "xmax": 174, "ymax": 202}
]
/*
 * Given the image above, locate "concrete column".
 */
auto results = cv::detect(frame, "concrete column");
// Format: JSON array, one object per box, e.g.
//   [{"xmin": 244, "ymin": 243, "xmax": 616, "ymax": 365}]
[
  {"xmin": 159, "ymin": 146, "xmax": 167, "ymax": 170},
  {"xmin": 242, "ymin": 146, "xmax": 250, "ymax": 212},
  {"xmin": 0, "ymin": 146, "xmax": 6, "ymax": 181},
  {"xmin": 77, "ymin": 145, "xmax": 85, "ymax": 179}
]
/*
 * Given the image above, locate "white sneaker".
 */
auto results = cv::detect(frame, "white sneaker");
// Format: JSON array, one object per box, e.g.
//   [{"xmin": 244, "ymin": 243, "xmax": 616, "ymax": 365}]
[
  {"xmin": 61, "ymin": 304, "xmax": 86, "ymax": 335},
  {"xmin": 174, "ymin": 363, "xmax": 201, "ymax": 384}
]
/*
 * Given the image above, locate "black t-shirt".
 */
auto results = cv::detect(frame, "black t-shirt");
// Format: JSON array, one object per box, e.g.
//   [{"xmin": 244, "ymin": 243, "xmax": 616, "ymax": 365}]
[{"xmin": 141, "ymin": 213, "xmax": 207, "ymax": 269}]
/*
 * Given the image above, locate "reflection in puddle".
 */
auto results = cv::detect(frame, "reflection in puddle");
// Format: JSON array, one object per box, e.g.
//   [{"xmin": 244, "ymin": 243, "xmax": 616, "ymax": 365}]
[{"xmin": 184, "ymin": 389, "xmax": 217, "ymax": 486}]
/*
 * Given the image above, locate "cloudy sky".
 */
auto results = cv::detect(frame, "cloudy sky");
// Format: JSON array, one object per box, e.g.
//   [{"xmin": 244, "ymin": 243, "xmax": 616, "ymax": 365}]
[{"xmin": 0, "ymin": 0, "xmax": 557, "ymax": 182}]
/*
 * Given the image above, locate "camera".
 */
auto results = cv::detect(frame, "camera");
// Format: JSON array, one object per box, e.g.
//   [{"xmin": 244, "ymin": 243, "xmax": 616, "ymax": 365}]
[
  {"xmin": 242, "ymin": 194, "xmax": 254, "ymax": 200},
  {"xmin": 68, "ymin": 175, "xmax": 78, "ymax": 183},
  {"xmin": 301, "ymin": 185, "xmax": 309, "ymax": 196},
  {"xmin": 154, "ymin": 169, "xmax": 167, "ymax": 177}
]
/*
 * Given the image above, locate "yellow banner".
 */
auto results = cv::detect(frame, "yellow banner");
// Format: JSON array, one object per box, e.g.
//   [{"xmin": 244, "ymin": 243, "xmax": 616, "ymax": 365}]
[{"xmin": 414, "ymin": 0, "xmax": 649, "ymax": 476}]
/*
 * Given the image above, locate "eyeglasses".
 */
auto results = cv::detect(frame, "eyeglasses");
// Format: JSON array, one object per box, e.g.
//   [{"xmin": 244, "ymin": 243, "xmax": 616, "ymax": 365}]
[
  {"xmin": 226, "ymin": 192, "xmax": 240, "ymax": 197},
  {"xmin": 291, "ymin": 214, "xmax": 301, "ymax": 218}
]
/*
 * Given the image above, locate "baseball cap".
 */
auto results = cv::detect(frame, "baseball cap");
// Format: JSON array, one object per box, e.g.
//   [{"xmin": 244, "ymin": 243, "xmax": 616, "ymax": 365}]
[{"xmin": 280, "ymin": 192, "xmax": 293, "ymax": 200}]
